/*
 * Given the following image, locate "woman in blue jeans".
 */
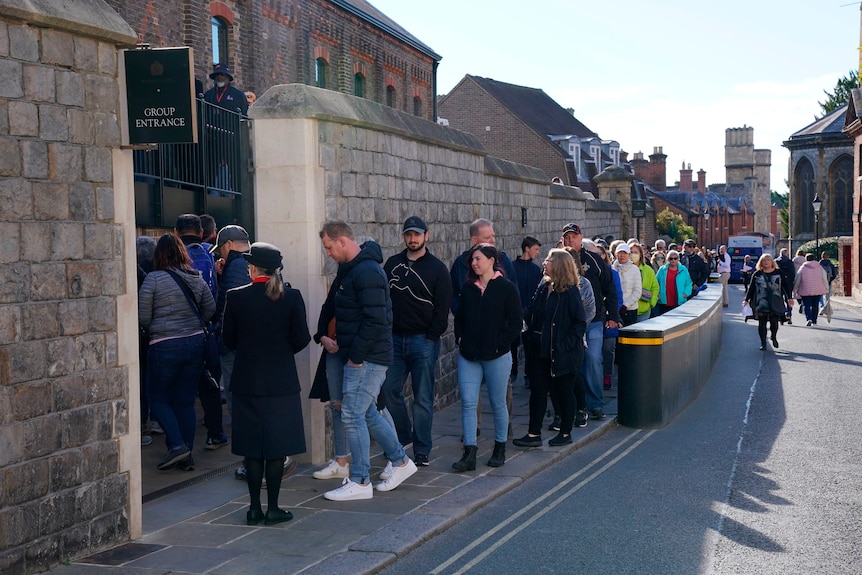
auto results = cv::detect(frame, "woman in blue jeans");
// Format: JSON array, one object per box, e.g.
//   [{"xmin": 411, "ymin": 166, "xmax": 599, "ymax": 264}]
[
  {"xmin": 453, "ymin": 244, "xmax": 522, "ymax": 471},
  {"xmin": 139, "ymin": 234, "xmax": 215, "ymax": 471}
]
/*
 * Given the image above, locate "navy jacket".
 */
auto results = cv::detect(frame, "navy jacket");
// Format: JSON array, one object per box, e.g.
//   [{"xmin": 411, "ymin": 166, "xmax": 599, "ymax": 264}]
[{"xmin": 335, "ymin": 241, "xmax": 393, "ymax": 366}]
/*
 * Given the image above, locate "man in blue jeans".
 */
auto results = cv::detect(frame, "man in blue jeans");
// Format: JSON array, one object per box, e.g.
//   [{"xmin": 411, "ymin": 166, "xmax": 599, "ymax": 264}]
[
  {"xmin": 381, "ymin": 216, "xmax": 452, "ymax": 467},
  {"xmin": 319, "ymin": 221, "xmax": 417, "ymax": 501},
  {"xmin": 561, "ymin": 223, "xmax": 621, "ymax": 420}
]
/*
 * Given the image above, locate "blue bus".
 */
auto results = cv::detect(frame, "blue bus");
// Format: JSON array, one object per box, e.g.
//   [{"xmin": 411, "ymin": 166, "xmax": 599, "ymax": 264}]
[{"xmin": 727, "ymin": 235, "xmax": 764, "ymax": 282}]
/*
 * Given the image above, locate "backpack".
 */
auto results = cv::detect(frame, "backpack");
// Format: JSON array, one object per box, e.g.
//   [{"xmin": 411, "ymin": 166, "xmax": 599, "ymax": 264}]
[{"xmin": 185, "ymin": 242, "xmax": 218, "ymax": 300}]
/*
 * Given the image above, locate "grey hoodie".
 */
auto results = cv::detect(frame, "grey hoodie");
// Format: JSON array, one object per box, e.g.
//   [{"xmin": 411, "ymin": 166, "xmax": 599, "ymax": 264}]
[{"xmin": 139, "ymin": 266, "xmax": 216, "ymax": 342}]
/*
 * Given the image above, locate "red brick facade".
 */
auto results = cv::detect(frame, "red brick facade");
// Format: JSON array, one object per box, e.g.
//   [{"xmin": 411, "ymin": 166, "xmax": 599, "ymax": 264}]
[{"xmin": 104, "ymin": 0, "xmax": 438, "ymax": 120}]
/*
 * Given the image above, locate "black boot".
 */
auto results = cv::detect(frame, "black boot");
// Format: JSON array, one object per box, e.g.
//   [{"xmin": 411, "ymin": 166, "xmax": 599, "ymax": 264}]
[
  {"xmin": 487, "ymin": 441, "xmax": 506, "ymax": 467},
  {"xmin": 759, "ymin": 338, "xmax": 766, "ymax": 351},
  {"xmin": 452, "ymin": 445, "xmax": 477, "ymax": 472}
]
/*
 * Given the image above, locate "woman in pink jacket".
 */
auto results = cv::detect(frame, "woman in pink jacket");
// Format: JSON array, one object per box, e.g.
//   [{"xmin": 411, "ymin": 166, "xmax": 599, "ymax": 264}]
[{"xmin": 793, "ymin": 253, "xmax": 829, "ymax": 326}]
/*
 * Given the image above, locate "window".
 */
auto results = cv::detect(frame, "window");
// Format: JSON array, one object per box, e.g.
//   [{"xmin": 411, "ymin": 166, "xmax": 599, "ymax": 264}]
[
  {"xmin": 354, "ymin": 73, "xmax": 365, "ymax": 97},
  {"xmin": 211, "ymin": 17, "xmax": 228, "ymax": 66},
  {"xmin": 413, "ymin": 96, "xmax": 421, "ymax": 116},
  {"xmin": 386, "ymin": 85, "xmax": 396, "ymax": 108},
  {"xmin": 315, "ymin": 58, "xmax": 327, "ymax": 89},
  {"xmin": 830, "ymin": 155, "xmax": 853, "ymax": 234},
  {"xmin": 795, "ymin": 158, "xmax": 815, "ymax": 235}
]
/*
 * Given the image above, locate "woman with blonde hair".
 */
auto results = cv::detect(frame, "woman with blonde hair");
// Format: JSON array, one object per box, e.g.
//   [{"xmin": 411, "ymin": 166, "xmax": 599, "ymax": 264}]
[
  {"xmin": 514, "ymin": 249, "xmax": 588, "ymax": 447},
  {"xmin": 743, "ymin": 253, "xmax": 791, "ymax": 350}
]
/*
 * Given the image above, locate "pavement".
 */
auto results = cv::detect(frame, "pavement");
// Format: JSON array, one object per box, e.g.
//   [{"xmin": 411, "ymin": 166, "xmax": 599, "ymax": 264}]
[
  {"xmin": 50, "ymin": 292, "xmax": 862, "ymax": 575},
  {"xmin": 50, "ymin": 373, "xmax": 619, "ymax": 575}
]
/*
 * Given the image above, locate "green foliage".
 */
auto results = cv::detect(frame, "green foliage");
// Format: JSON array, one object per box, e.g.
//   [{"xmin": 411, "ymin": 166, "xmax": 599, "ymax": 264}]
[
  {"xmin": 771, "ymin": 190, "xmax": 789, "ymax": 238},
  {"xmin": 818, "ymin": 70, "xmax": 859, "ymax": 118},
  {"xmin": 797, "ymin": 237, "xmax": 838, "ymax": 262},
  {"xmin": 656, "ymin": 208, "xmax": 696, "ymax": 244}
]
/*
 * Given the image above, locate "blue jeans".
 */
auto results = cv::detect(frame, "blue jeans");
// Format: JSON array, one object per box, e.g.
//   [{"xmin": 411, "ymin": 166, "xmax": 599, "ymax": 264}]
[
  {"xmin": 802, "ymin": 295, "xmax": 820, "ymax": 323},
  {"xmin": 583, "ymin": 321, "xmax": 604, "ymax": 411},
  {"xmin": 381, "ymin": 335, "xmax": 440, "ymax": 457},
  {"xmin": 326, "ymin": 352, "xmax": 349, "ymax": 458},
  {"xmin": 341, "ymin": 362, "xmax": 408, "ymax": 484},
  {"xmin": 458, "ymin": 352, "xmax": 511, "ymax": 444},
  {"xmin": 147, "ymin": 334, "xmax": 205, "ymax": 451}
]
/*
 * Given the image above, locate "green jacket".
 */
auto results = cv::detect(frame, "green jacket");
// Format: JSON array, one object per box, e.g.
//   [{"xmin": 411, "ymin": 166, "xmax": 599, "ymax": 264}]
[{"xmin": 637, "ymin": 263, "xmax": 660, "ymax": 315}]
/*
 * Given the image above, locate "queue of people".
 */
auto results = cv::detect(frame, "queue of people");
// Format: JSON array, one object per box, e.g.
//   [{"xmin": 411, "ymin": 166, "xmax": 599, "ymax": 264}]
[{"xmin": 138, "ymin": 213, "xmax": 837, "ymax": 521}]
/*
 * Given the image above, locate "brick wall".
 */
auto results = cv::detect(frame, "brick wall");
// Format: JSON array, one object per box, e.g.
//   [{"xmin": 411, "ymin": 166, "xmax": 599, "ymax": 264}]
[
  {"xmin": 0, "ymin": 4, "xmax": 137, "ymax": 574},
  {"xmin": 103, "ymin": 0, "xmax": 437, "ymax": 120}
]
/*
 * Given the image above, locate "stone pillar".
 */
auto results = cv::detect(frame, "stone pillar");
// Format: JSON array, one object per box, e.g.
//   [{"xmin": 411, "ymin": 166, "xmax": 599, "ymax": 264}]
[{"xmin": 594, "ymin": 166, "xmax": 635, "ymax": 239}]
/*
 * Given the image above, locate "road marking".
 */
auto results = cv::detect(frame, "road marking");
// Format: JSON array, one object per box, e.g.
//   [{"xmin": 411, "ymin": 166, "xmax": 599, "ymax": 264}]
[{"xmin": 430, "ymin": 429, "xmax": 656, "ymax": 575}]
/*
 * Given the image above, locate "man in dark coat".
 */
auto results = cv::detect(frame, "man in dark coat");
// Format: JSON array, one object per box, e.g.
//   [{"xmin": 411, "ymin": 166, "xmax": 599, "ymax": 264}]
[
  {"xmin": 775, "ymin": 248, "xmax": 797, "ymax": 323},
  {"xmin": 681, "ymin": 239, "xmax": 709, "ymax": 293},
  {"xmin": 318, "ymin": 221, "xmax": 417, "ymax": 501}
]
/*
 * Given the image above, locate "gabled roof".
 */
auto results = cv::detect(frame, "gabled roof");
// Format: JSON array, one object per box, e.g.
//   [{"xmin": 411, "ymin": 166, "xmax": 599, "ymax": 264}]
[
  {"xmin": 784, "ymin": 105, "xmax": 850, "ymax": 148},
  {"xmin": 842, "ymin": 88, "xmax": 862, "ymax": 136},
  {"xmin": 465, "ymin": 75, "xmax": 598, "ymax": 139},
  {"xmin": 334, "ymin": 0, "xmax": 441, "ymax": 60}
]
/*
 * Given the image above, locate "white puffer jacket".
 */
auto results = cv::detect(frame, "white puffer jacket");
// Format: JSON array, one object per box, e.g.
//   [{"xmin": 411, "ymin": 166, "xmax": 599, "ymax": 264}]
[{"xmin": 612, "ymin": 260, "xmax": 642, "ymax": 310}]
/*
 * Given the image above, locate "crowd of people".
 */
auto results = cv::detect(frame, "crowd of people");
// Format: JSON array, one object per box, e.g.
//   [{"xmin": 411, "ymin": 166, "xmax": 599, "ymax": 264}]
[{"xmin": 137, "ymin": 213, "xmax": 837, "ymax": 521}]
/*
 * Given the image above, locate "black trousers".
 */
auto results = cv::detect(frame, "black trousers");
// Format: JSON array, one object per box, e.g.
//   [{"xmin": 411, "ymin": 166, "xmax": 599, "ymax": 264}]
[{"xmin": 525, "ymin": 356, "xmax": 577, "ymax": 435}]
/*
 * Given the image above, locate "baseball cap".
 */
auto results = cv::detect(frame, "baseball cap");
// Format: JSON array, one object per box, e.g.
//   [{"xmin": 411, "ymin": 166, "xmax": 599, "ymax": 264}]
[
  {"xmin": 402, "ymin": 216, "xmax": 428, "ymax": 234},
  {"xmin": 615, "ymin": 243, "xmax": 631, "ymax": 254},
  {"xmin": 684, "ymin": 239, "xmax": 697, "ymax": 247},
  {"xmin": 209, "ymin": 225, "xmax": 249, "ymax": 253},
  {"xmin": 561, "ymin": 223, "xmax": 582, "ymax": 236}
]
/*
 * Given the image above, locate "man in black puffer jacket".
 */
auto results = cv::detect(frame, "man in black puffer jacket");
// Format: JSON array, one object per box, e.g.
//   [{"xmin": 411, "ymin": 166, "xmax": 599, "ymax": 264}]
[{"xmin": 318, "ymin": 221, "xmax": 417, "ymax": 502}]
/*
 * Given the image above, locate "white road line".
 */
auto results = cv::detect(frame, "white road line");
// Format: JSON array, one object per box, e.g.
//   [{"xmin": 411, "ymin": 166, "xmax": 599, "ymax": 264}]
[{"xmin": 430, "ymin": 429, "xmax": 655, "ymax": 575}]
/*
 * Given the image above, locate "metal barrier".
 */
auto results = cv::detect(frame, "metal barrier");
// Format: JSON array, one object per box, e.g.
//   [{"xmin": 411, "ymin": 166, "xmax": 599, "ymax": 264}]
[
  {"xmin": 133, "ymin": 98, "xmax": 252, "ymax": 229},
  {"xmin": 615, "ymin": 286, "xmax": 723, "ymax": 428}
]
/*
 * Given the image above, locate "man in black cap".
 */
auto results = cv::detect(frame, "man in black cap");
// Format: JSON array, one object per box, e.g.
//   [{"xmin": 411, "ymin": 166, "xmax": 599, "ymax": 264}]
[
  {"xmin": 203, "ymin": 63, "xmax": 249, "ymax": 114},
  {"xmin": 561, "ymin": 222, "xmax": 621, "ymax": 421},
  {"xmin": 380, "ymin": 216, "xmax": 452, "ymax": 467},
  {"xmin": 680, "ymin": 239, "xmax": 709, "ymax": 294}
]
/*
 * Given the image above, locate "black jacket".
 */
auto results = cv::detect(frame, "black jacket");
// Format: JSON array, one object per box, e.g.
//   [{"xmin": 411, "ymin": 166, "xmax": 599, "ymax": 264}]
[
  {"xmin": 681, "ymin": 250, "xmax": 709, "ymax": 287},
  {"xmin": 525, "ymin": 281, "xmax": 587, "ymax": 377},
  {"xmin": 450, "ymin": 248, "xmax": 518, "ymax": 315},
  {"xmin": 577, "ymin": 248, "xmax": 621, "ymax": 325},
  {"xmin": 775, "ymin": 256, "xmax": 796, "ymax": 291},
  {"xmin": 454, "ymin": 275, "xmax": 521, "ymax": 361},
  {"xmin": 384, "ymin": 249, "xmax": 452, "ymax": 340},
  {"xmin": 222, "ymin": 282, "xmax": 311, "ymax": 396},
  {"xmin": 335, "ymin": 241, "xmax": 393, "ymax": 366}
]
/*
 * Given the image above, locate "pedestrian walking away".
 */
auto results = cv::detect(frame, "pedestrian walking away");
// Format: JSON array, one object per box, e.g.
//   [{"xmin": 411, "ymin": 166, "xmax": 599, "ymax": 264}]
[
  {"xmin": 793, "ymin": 253, "xmax": 829, "ymax": 327},
  {"xmin": 380, "ymin": 216, "xmax": 452, "ymax": 467},
  {"xmin": 318, "ymin": 221, "xmax": 417, "ymax": 501},
  {"xmin": 221, "ymin": 242, "xmax": 311, "ymax": 525}
]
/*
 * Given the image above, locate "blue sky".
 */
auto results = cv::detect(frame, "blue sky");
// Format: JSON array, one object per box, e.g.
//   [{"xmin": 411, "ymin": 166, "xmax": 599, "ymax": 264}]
[{"xmin": 369, "ymin": 0, "xmax": 860, "ymax": 193}]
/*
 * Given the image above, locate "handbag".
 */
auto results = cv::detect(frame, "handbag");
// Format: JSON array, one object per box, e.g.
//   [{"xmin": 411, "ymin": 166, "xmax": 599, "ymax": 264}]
[{"xmin": 166, "ymin": 270, "xmax": 221, "ymax": 389}]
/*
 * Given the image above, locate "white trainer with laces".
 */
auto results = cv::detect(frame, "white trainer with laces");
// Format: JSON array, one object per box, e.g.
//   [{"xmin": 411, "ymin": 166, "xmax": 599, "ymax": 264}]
[
  {"xmin": 324, "ymin": 478, "xmax": 373, "ymax": 501},
  {"xmin": 375, "ymin": 459, "xmax": 417, "ymax": 492},
  {"xmin": 313, "ymin": 460, "xmax": 349, "ymax": 480},
  {"xmin": 379, "ymin": 460, "xmax": 394, "ymax": 481}
]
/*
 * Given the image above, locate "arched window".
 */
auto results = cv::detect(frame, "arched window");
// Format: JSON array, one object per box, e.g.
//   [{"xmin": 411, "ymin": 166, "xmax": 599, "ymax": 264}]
[
  {"xmin": 413, "ymin": 96, "xmax": 421, "ymax": 116},
  {"xmin": 386, "ymin": 85, "xmax": 396, "ymax": 108},
  {"xmin": 211, "ymin": 17, "xmax": 229, "ymax": 66},
  {"xmin": 795, "ymin": 158, "xmax": 816, "ymax": 236},
  {"xmin": 830, "ymin": 155, "xmax": 853, "ymax": 235},
  {"xmin": 354, "ymin": 73, "xmax": 365, "ymax": 98},
  {"xmin": 315, "ymin": 58, "xmax": 327, "ymax": 89}
]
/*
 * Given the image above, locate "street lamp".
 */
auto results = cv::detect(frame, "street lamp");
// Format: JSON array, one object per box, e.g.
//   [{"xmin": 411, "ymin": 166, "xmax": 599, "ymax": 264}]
[
  {"xmin": 703, "ymin": 207, "xmax": 710, "ymax": 248},
  {"xmin": 811, "ymin": 194, "xmax": 822, "ymax": 250}
]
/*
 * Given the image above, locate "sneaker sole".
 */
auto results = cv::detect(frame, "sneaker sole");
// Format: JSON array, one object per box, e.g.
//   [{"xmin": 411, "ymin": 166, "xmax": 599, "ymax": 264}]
[
  {"xmin": 375, "ymin": 462, "xmax": 417, "ymax": 492},
  {"xmin": 324, "ymin": 489, "xmax": 373, "ymax": 501},
  {"xmin": 205, "ymin": 441, "xmax": 228, "ymax": 450},
  {"xmin": 158, "ymin": 450, "xmax": 190, "ymax": 470}
]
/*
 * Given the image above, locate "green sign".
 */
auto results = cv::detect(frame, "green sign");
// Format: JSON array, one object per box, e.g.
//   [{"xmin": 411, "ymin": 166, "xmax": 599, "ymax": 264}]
[
  {"xmin": 122, "ymin": 47, "xmax": 197, "ymax": 144},
  {"xmin": 632, "ymin": 199, "xmax": 647, "ymax": 218}
]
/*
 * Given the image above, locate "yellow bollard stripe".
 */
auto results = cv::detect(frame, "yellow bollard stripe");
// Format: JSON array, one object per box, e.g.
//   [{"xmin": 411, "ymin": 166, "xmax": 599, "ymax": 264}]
[{"xmin": 617, "ymin": 337, "xmax": 663, "ymax": 345}]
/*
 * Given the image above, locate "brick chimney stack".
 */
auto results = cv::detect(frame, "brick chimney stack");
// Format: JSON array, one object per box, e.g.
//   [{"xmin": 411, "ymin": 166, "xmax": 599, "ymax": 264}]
[
  {"xmin": 648, "ymin": 146, "xmax": 667, "ymax": 191},
  {"xmin": 631, "ymin": 151, "xmax": 649, "ymax": 182},
  {"xmin": 697, "ymin": 169, "xmax": 706, "ymax": 195},
  {"xmin": 680, "ymin": 162, "xmax": 693, "ymax": 192}
]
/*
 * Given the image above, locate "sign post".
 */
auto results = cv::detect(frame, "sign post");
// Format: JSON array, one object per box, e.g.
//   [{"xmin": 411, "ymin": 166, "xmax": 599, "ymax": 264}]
[
  {"xmin": 121, "ymin": 47, "xmax": 197, "ymax": 145},
  {"xmin": 632, "ymin": 199, "xmax": 646, "ymax": 241}
]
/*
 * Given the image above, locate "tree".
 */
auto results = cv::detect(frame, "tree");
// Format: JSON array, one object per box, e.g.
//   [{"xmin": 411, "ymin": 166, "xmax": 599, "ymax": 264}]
[
  {"xmin": 771, "ymin": 190, "xmax": 789, "ymax": 239},
  {"xmin": 818, "ymin": 70, "xmax": 859, "ymax": 118},
  {"xmin": 655, "ymin": 208, "xmax": 696, "ymax": 245}
]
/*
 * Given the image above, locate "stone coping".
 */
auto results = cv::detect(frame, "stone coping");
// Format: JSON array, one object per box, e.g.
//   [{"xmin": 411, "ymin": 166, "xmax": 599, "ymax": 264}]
[{"xmin": 0, "ymin": 0, "xmax": 137, "ymax": 45}]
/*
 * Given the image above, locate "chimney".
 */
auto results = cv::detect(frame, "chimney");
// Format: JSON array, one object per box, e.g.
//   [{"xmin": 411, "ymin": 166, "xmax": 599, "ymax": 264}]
[
  {"xmin": 697, "ymin": 169, "xmax": 706, "ymax": 195},
  {"xmin": 680, "ymin": 162, "xmax": 693, "ymax": 193},
  {"xmin": 648, "ymin": 146, "xmax": 667, "ymax": 191},
  {"xmin": 631, "ymin": 151, "xmax": 649, "ymax": 182}
]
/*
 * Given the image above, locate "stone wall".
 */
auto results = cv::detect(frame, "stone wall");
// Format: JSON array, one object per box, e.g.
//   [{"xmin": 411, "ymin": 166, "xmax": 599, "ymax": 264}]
[
  {"xmin": 0, "ymin": 2, "xmax": 137, "ymax": 574},
  {"xmin": 248, "ymin": 84, "xmax": 621, "ymax": 463}
]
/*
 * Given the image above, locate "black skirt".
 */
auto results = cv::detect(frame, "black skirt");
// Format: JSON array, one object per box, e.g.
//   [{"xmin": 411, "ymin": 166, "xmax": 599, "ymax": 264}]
[{"xmin": 231, "ymin": 393, "xmax": 306, "ymax": 459}]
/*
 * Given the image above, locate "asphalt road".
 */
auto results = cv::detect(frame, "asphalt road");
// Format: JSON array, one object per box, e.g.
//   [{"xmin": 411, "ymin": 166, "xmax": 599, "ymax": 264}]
[{"xmin": 380, "ymin": 287, "xmax": 862, "ymax": 575}]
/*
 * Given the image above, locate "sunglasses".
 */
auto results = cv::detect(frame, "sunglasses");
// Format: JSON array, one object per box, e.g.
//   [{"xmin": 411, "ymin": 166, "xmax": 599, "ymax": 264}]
[{"xmin": 668, "ymin": 257, "xmax": 679, "ymax": 260}]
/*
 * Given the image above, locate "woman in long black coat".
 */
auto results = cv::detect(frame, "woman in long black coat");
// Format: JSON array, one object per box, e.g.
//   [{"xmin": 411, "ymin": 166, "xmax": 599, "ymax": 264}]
[{"xmin": 222, "ymin": 242, "xmax": 311, "ymax": 525}]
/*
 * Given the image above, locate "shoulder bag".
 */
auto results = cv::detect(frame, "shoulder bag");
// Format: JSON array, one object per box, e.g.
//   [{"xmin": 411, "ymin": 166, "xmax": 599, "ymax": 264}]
[{"xmin": 166, "ymin": 270, "xmax": 221, "ymax": 389}]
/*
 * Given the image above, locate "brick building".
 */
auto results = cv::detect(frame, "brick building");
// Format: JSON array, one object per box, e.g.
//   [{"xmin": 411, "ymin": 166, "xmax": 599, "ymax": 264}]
[
  {"xmin": 104, "ymin": 0, "xmax": 441, "ymax": 121},
  {"xmin": 438, "ymin": 75, "xmax": 621, "ymax": 194}
]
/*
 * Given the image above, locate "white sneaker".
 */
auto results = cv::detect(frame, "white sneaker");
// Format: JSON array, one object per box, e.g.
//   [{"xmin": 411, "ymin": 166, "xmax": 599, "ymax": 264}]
[
  {"xmin": 379, "ymin": 460, "xmax": 394, "ymax": 481},
  {"xmin": 375, "ymin": 459, "xmax": 417, "ymax": 492},
  {"xmin": 324, "ymin": 478, "xmax": 373, "ymax": 501},
  {"xmin": 313, "ymin": 460, "xmax": 349, "ymax": 480}
]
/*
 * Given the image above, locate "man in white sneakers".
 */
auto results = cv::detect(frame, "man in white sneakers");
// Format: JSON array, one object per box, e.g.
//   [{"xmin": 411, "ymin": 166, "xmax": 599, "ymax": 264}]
[{"xmin": 318, "ymin": 221, "xmax": 417, "ymax": 501}]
